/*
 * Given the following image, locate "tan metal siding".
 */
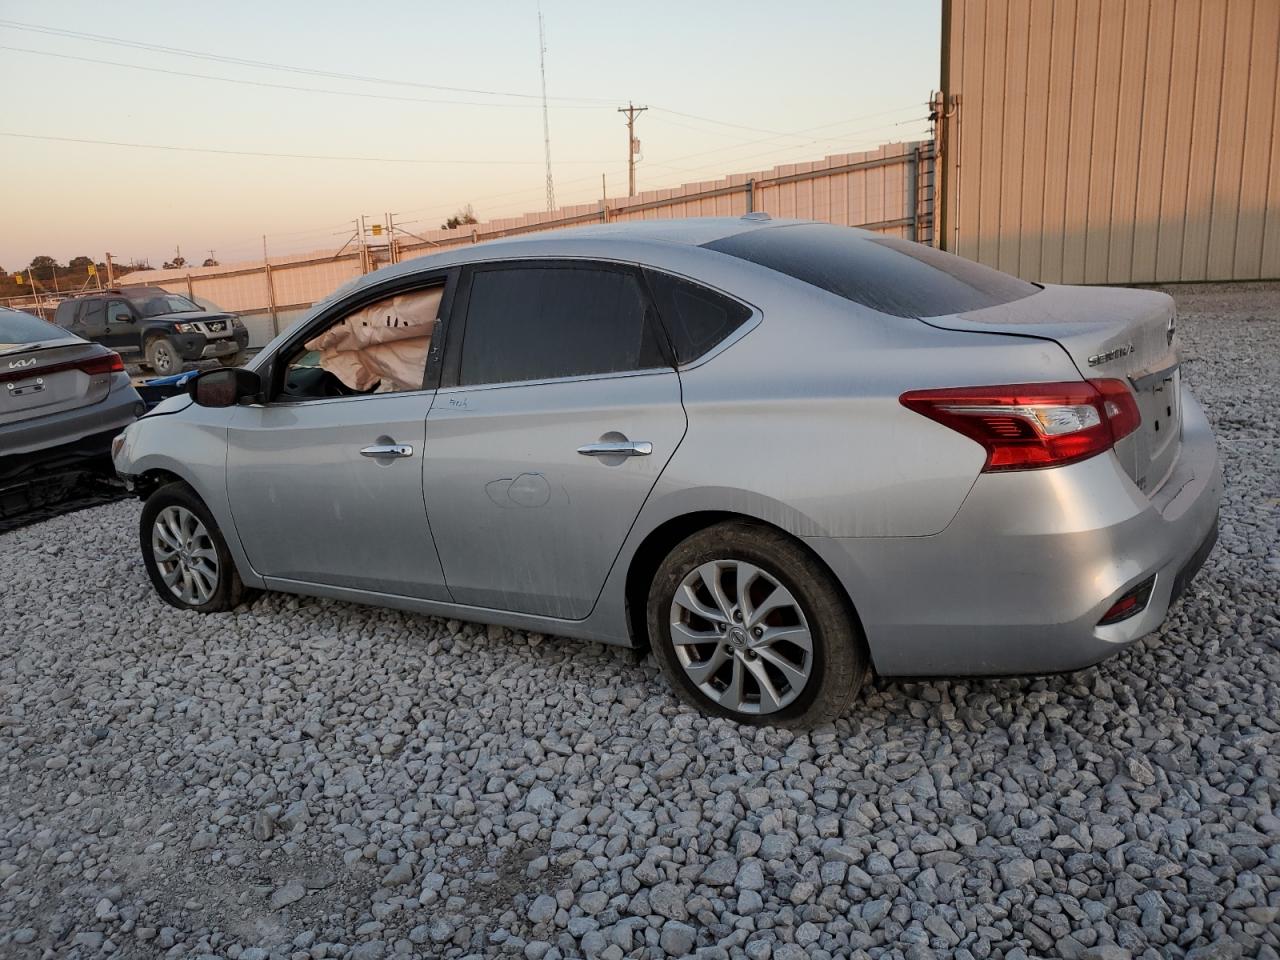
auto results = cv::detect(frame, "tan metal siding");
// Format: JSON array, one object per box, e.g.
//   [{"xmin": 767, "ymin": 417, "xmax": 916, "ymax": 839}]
[{"xmin": 942, "ymin": 0, "xmax": 1280, "ymax": 282}]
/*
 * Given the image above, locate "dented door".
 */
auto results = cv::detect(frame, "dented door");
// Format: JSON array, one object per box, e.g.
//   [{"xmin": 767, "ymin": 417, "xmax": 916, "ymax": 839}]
[{"xmin": 423, "ymin": 371, "xmax": 686, "ymax": 620}]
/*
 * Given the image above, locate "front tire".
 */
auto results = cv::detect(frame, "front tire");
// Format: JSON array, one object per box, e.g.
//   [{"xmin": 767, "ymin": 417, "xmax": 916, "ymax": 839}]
[
  {"xmin": 647, "ymin": 521, "xmax": 867, "ymax": 729},
  {"xmin": 146, "ymin": 337, "xmax": 182, "ymax": 376},
  {"xmin": 140, "ymin": 482, "xmax": 251, "ymax": 612}
]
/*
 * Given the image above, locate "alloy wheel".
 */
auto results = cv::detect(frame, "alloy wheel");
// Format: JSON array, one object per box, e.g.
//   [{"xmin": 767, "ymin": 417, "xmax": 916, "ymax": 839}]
[
  {"xmin": 151, "ymin": 505, "xmax": 219, "ymax": 605},
  {"xmin": 668, "ymin": 559, "xmax": 813, "ymax": 715}
]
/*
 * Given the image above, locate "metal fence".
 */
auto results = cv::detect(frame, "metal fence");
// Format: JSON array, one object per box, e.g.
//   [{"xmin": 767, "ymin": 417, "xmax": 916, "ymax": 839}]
[{"xmin": 10, "ymin": 140, "xmax": 934, "ymax": 347}]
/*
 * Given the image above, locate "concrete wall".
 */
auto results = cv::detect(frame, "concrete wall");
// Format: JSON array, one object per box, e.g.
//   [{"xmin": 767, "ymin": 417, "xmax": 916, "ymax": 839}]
[
  {"xmin": 939, "ymin": 0, "xmax": 1280, "ymax": 283},
  {"xmin": 116, "ymin": 140, "xmax": 933, "ymax": 347}
]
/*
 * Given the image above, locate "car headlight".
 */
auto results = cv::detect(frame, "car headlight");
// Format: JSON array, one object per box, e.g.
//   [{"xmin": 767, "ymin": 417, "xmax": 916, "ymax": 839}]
[{"xmin": 173, "ymin": 322, "xmax": 195, "ymax": 333}]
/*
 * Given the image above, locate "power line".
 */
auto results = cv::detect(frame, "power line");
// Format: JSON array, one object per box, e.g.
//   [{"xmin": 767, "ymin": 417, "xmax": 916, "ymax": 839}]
[
  {"xmin": 0, "ymin": 18, "xmax": 618, "ymax": 104},
  {"xmin": 639, "ymin": 124, "xmax": 933, "ymax": 187},
  {"xmin": 640, "ymin": 111, "xmax": 929, "ymax": 177},
  {"xmin": 0, "ymin": 131, "xmax": 616, "ymax": 165},
  {"xmin": 0, "ymin": 45, "xmax": 610, "ymax": 110}
]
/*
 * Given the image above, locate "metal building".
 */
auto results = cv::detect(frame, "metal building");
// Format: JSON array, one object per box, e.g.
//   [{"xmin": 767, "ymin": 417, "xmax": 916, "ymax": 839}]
[{"xmin": 938, "ymin": 0, "xmax": 1280, "ymax": 283}]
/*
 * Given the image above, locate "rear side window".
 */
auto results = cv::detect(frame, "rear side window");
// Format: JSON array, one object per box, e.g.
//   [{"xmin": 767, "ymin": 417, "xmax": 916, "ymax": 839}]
[
  {"xmin": 644, "ymin": 270, "xmax": 752, "ymax": 364},
  {"xmin": 459, "ymin": 265, "xmax": 669, "ymax": 386},
  {"xmin": 703, "ymin": 224, "xmax": 1039, "ymax": 318},
  {"xmin": 53, "ymin": 301, "xmax": 79, "ymax": 328},
  {"xmin": 0, "ymin": 309, "xmax": 61, "ymax": 345},
  {"xmin": 81, "ymin": 301, "xmax": 106, "ymax": 328}
]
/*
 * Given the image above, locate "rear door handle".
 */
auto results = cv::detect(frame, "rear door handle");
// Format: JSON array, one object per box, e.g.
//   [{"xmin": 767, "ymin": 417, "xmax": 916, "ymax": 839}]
[
  {"xmin": 577, "ymin": 440, "xmax": 653, "ymax": 458},
  {"xmin": 360, "ymin": 443, "xmax": 414, "ymax": 459}
]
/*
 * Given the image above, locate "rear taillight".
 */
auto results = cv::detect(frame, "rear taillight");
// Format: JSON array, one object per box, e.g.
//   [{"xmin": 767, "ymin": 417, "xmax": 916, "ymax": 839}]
[
  {"xmin": 899, "ymin": 379, "xmax": 1142, "ymax": 472},
  {"xmin": 0, "ymin": 351, "xmax": 124, "ymax": 384},
  {"xmin": 78, "ymin": 353, "xmax": 126, "ymax": 376}
]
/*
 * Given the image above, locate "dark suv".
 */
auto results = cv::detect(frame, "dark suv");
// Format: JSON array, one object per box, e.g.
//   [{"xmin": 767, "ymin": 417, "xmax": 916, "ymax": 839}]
[{"xmin": 53, "ymin": 287, "xmax": 249, "ymax": 376}]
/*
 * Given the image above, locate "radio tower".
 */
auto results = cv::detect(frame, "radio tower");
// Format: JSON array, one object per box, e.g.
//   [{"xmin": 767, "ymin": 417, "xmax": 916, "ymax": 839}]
[{"xmin": 538, "ymin": 5, "xmax": 555, "ymax": 211}]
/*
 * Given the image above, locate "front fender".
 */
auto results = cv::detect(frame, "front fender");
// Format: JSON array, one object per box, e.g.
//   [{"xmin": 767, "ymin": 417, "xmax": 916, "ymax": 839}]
[{"xmin": 113, "ymin": 406, "xmax": 263, "ymax": 588}]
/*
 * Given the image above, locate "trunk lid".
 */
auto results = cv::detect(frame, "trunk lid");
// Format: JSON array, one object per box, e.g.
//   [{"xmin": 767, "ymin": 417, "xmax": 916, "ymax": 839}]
[
  {"xmin": 0, "ymin": 340, "xmax": 116, "ymax": 427},
  {"xmin": 923, "ymin": 285, "xmax": 1181, "ymax": 495}
]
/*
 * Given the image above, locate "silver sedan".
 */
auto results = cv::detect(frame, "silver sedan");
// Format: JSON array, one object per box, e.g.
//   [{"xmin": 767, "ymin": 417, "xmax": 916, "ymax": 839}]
[{"xmin": 112, "ymin": 218, "xmax": 1221, "ymax": 728}]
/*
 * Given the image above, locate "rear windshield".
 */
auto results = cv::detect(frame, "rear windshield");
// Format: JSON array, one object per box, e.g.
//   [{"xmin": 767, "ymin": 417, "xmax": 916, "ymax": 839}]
[
  {"xmin": 0, "ymin": 309, "xmax": 62, "ymax": 348},
  {"xmin": 703, "ymin": 224, "xmax": 1039, "ymax": 318},
  {"xmin": 127, "ymin": 292, "xmax": 200, "ymax": 317}
]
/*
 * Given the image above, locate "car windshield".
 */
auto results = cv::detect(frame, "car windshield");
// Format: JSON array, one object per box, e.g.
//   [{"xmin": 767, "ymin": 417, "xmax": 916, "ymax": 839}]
[
  {"xmin": 130, "ymin": 293, "xmax": 201, "ymax": 317},
  {"xmin": 703, "ymin": 224, "xmax": 1040, "ymax": 318},
  {"xmin": 0, "ymin": 309, "xmax": 64, "ymax": 350}
]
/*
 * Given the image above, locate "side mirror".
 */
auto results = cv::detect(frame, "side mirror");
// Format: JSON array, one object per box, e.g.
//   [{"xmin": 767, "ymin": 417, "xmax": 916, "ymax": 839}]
[{"xmin": 187, "ymin": 367, "xmax": 262, "ymax": 407}]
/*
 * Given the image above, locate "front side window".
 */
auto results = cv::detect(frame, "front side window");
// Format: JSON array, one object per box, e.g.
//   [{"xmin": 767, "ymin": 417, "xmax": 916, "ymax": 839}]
[
  {"xmin": 106, "ymin": 301, "xmax": 134, "ymax": 323},
  {"xmin": 279, "ymin": 284, "xmax": 442, "ymax": 400},
  {"xmin": 459, "ymin": 265, "xmax": 668, "ymax": 387}
]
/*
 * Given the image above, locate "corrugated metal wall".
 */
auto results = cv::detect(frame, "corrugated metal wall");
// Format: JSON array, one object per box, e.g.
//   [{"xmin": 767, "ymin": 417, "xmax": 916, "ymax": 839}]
[
  {"xmin": 117, "ymin": 140, "xmax": 932, "ymax": 346},
  {"xmin": 940, "ymin": 0, "xmax": 1280, "ymax": 283}
]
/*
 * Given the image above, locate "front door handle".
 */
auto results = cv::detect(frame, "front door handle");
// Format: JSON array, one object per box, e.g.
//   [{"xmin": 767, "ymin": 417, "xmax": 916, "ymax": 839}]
[
  {"xmin": 360, "ymin": 443, "xmax": 414, "ymax": 459},
  {"xmin": 577, "ymin": 440, "xmax": 653, "ymax": 458}
]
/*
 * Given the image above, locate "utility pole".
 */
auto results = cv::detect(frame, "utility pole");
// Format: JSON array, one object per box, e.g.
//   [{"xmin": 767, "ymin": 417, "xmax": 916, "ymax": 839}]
[
  {"xmin": 617, "ymin": 102, "xmax": 647, "ymax": 197},
  {"xmin": 358, "ymin": 216, "xmax": 368, "ymax": 274},
  {"xmin": 263, "ymin": 235, "xmax": 279, "ymax": 337},
  {"xmin": 386, "ymin": 212, "xmax": 397, "ymax": 264},
  {"xmin": 104, "ymin": 252, "xmax": 115, "ymax": 286},
  {"xmin": 538, "ymin": 4, "xmax": 555, "ymax": 211}
]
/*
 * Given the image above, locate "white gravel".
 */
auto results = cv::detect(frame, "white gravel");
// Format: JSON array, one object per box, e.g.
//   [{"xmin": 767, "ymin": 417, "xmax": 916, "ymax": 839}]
[{"xmin": 1, "ymin": 282, "xmax": 1277, "ymax": 960}]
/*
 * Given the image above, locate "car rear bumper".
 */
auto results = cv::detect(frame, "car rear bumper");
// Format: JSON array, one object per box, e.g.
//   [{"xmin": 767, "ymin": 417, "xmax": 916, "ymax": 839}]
[
  {"xmin": 0, "ymin": 376, "xmax": 143, "ymax": 480},
  {"xmin": 807, "ymin": 383, "xmax": 1223, "ymax": 677}
]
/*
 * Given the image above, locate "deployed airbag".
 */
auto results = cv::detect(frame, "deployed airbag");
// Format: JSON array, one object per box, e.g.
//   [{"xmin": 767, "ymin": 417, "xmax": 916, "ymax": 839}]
[{"xmin": 305, "ymin": 286, "xmax": 441, "ymax": 392}]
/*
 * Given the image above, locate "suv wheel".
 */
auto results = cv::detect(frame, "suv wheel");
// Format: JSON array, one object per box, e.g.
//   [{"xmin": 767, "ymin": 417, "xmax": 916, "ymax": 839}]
[
  {"xmin": 647, "ymin": 521, "xmax": 867, "ymax": 729},
  {"xmin": 140, "ymin": 482, "xmax": 252, "ymax": 612},
  {"xmin": 146, "ymin": 337, "xmax": 182, "ymax": 376}
]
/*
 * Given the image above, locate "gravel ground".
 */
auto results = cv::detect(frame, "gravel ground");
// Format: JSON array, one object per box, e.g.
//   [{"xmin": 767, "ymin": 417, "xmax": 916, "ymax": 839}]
[{"xmin": 1, "ymin": 282, "xmax": 1277, "ymax": 960}]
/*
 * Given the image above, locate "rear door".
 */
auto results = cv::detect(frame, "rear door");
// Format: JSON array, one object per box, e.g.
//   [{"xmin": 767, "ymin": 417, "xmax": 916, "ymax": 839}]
[
  {"xmin": 75, "ymin": 300, "xmax": 108, "ymax": 342},
  {"xmin": 422, "ymin": 261, "xmax": 686, "ymax": 620}
]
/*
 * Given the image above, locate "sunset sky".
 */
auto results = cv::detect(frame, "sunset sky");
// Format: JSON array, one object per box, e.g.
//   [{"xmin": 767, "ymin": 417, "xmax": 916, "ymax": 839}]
[{"xmin": 0, "ymin": 0, "xmax": 939, "ymax": 271}]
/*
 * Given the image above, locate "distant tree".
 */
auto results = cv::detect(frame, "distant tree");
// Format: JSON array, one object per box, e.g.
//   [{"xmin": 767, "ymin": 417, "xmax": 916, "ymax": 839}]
[
  {"xmin": 201, "ymin": 257, "xmax": 219, "ymax": 267},
  {"xmin": 28, "ymin": 255, "xmax": 60, "ymax": 283},
  {"xmin": 162, "ymin": 254, "xmax": 187, "ymax": 270},
  {"xmin": 68, "ymin": 255, "xmax": 95, "ymax": 272},
  {"xmin": 441, "ymin": 204, "xmax": 478, "ymax": 230}
]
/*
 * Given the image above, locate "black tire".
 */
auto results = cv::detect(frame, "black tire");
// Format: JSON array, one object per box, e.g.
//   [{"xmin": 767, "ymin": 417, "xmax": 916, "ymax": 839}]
[
  {"xmin": 647, "ymin": 520, "xmax": 867, "ymax": 729},
  {"xmin": 145, "ymin": 336, "xmax": 183, "ymax": 376},
  {"xmin": 139, "ymin": 481, "xmax": 253, "ymax": 612},
  {"xmin": 218, "ymin": 349, "xmax": 247, "ymax": 368}
]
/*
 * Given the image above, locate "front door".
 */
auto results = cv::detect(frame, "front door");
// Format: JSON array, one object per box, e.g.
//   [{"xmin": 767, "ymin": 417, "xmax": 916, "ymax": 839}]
[
  {"xmin": 102, "ymin": 299, "xmax": 139, "ymax": 354},
  {"xmin": 423, "ymin": 261, "xmax": 686, "ymax": 620},
  {"xmin": 225, "ymin": 277, "xmax": 453, "ymax": 601}
]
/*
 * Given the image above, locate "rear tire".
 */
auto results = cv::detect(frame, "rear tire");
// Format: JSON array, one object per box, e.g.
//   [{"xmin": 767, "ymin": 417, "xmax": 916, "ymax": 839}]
[
  {"xmin": 140, "ymin": 482, "xmax": 253, "ymax": 612},
  {"xmin": 146, "ymin": 337, "xmax": 182, "ymax": 376},
  {"xmin": 647, "ymin": 520, "xmax": 867, "ymax": 729}
]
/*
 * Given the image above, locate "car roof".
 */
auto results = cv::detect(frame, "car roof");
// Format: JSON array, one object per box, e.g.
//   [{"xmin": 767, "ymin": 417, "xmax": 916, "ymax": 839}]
[{"xmin": 336, "ymin": 216, "xmax": 846, "ymax": 297}]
